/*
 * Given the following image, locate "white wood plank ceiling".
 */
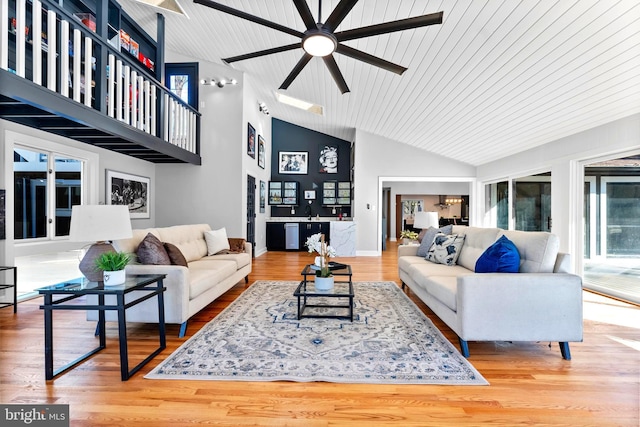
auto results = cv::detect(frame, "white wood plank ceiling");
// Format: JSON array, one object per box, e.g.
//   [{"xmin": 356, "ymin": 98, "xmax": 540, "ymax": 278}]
[{"xmin": 120, "ymin": 0, "xmax": 640, "ymax": 166}]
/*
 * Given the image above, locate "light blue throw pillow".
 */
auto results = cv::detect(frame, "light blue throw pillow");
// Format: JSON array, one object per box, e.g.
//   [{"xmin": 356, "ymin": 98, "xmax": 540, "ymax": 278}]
[{"xmin": 417, "ymin": 224, "xmax": 453, "ymax": 258}]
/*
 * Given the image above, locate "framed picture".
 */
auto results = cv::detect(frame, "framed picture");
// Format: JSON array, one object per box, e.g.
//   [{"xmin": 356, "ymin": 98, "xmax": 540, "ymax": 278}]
[
  {"xmin": 278, "ymin": 151, "xmax": 308, "ymax": 174},
  {"xmin": 258, "ymin": 135, "xmax": 265, "ymax": 169},
  {"xmin": 0, "ymin": 189, "xmax": 5, "ymax": 240},
  {"xmin": 304, "ymin": 190, "xmax": 316, "ymax": 200},
  {"xmin": 247, "ymin": 123, "xmax": 256, "ymax": 159},
  {"xmin": 319, "ymin": 145, "xmax": 338, "ymax": 173},
  {"xmin": 106, "ymin": 170, "xmax": 150, "ymax": 219},
  {"xmin": 259, "ymin": 181, "xmax": 266, "ymax": 213}
]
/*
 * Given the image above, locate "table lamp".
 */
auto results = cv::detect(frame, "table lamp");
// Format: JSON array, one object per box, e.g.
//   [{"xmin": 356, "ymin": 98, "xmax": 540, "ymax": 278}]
[
  {"xmin": 69, "ymin": 205, "xmax": 133, "ymax": 282},
  {"xmin": 413, "ymin": 211, "xmax": 439, "ymax": 231}
]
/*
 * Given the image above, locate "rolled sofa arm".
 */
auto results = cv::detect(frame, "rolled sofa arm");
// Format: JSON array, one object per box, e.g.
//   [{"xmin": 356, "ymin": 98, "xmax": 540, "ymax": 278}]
[
  {"xmin": 398, "ymin": 244, "xmax": 420, "ymax": 258},
  {"xmin": 456, "ymin": 273, "xmax": 583, "ymax": 342}
]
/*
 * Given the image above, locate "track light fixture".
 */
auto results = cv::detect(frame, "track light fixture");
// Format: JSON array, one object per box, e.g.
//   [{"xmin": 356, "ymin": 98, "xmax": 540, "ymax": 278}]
[
  {"xmin": 200, "ymin": 78, "xmax": 238, "ymax": 88},
  {"xmin": 258, "ymin": 102, "xmax": 270, "ymax": 115}
]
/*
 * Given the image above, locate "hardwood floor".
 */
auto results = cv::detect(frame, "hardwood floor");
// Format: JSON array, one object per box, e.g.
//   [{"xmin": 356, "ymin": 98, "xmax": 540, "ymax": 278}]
[{"xmin": 1, "ymin": 244, "xmax": 638, "ymax": 426}]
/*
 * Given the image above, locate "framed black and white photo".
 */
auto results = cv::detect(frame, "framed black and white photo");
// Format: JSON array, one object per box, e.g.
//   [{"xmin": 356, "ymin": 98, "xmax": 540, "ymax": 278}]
[
  {"xmin": 259, "ymin": 181, "xmax": 266, "ymax": 213},
  {"xmin": 247, "ymin": 123, "xmax": 256, "ymax": 159},
  {"xmin": 304, "ymin": 190, "xmax": 316, "ymax": 200},
  {"xmin": 278, "ymin": 151, "xmax": 308, "ymax": 174},
  {"xmin": 319, "ymin": 145, "xmax": 338, "ymax": 173},
  {"xmin": 258, "ymin": 135, "xmax": 265, "ymax": 169},
  {"xmin": 106, "ymin": 170, "xmax": 150, "ymax": 219}
]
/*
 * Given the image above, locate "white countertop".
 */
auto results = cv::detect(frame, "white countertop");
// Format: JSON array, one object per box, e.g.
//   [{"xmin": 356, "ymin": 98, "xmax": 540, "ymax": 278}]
[{"xmin": 266, "ymin": 217, "xmax": 353, "ymax": 222}]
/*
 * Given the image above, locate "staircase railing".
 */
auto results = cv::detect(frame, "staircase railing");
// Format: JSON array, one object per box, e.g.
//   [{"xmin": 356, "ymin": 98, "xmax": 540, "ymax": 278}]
[{"xmin": 0, "ymin": 0, "xmax": 199, "ymax": 155}]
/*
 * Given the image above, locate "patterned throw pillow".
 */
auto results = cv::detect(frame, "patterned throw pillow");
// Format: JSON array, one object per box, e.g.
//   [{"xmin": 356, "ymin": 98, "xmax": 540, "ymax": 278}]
[
  {"xmin": 416, "ymin": 224, "xmax": 453, "ymax": 257},
  {"xmin": 426, "ymin": 233, "xmax": 465, "ymax": 266},
  {"xmin": 137, "ymin": 233, "xmax": 171, "ymax": 265}
]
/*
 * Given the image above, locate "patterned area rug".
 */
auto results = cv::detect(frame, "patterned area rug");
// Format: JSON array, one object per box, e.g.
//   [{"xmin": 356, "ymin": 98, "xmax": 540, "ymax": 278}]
[{"xmin": 146, "ymin": 281, "xmax": 488, "ymax": 385}]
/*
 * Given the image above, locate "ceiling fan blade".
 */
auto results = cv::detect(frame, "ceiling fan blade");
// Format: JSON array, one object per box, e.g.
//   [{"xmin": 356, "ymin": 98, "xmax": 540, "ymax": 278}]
[
  {"xmin": 323, "ymin": 55, "xmax": 350, "ymax": 94},
  {"xmin": 193, "ymin": 0, "xmax": 304, "ymax": 38},
  {"xmin": 324, "ymin": 0, "xmax": 359, "ymax": 32},
  {"xmin": 336, "ymin": 44, "xmax": 406, "ymax": 75},
  {"xmin": 223, "ymin": 43, "xmax": 301, "ymax": 63},
  {"xmin": 336, "ymin": 11, "xmax": 443, "ymax": 42},
  {"xmin": 279, "ymin": 53, "xmax": 313, "ymax": 90},
  {"xmin": 293, "ymin": 0, "xmax": 317, "ymax": 30}
]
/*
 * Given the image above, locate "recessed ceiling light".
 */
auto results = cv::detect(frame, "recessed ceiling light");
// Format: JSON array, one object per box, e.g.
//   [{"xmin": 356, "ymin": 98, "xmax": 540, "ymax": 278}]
[
  {"xmin": 275, "ymin": 92, "xmax": 324, "ymax": 116},
  {"xmin": 134, "ymin": 0, "xmax": 189, "ymax": 18}
]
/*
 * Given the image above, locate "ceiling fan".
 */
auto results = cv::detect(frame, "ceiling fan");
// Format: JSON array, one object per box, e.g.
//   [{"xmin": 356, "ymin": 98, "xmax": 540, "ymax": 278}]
[{"xmin": 193, "ymin": 0, "xmax": 443, "ymax": 94}]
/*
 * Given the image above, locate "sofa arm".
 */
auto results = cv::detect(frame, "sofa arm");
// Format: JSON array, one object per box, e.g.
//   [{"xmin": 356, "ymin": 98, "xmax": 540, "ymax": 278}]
[
  {"xmin": 243, "ymin": 241, "xmax": 253, "ymax": 257},
  {"xmin": 398, "ymin": 244, "xmax": 420, "ymax": 258},
  {"xmin": 124, "ymin": 264, "xmax": 191, "ymax": 324},
  {"xmin": 456, "ymin": 273, "xmax": 583, "ymax": 342}
]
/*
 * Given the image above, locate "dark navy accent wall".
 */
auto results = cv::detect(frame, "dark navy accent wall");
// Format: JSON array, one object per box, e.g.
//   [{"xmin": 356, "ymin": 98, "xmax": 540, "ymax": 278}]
[{"xmin": 271, "ymin": 118, "xmax": 351, "ymax": 218}]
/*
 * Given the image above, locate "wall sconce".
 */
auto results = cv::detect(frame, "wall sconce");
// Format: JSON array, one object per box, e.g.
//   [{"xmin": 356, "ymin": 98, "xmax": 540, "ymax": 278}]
[
  {"xmin": 258, "ymin": 101, "xmax": 270, "ymax": 115},
  {"xmin": 200, "ymin": 78, "xmax": 238, "ymax": 88}
]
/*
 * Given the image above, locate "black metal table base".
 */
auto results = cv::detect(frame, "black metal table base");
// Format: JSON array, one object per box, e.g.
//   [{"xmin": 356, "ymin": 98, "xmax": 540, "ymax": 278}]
[{"xmin": 40, "ymin": 275, "xmax": 166, "ymax": 381}]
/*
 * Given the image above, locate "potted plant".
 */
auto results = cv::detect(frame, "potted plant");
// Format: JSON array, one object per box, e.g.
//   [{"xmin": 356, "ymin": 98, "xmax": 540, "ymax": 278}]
[
  {"xmin": 94, "ymin": 251, "xmax": 130, "ymax": 286},
  {"xmin": 305, "ymin": 233, "xmax": 337, "ymax": 290},
  {"xmin": 400, "ymin": 230, "xmax": 419, "ymax": 245}
]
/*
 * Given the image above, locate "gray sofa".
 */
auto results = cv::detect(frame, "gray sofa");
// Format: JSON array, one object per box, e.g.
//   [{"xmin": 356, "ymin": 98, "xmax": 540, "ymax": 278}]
[
  {"xmin": 398, "ymin": 226, "xmax": 583, "ymax": 359},
  {"xmin": 88, "ymin": 224, "xmax": 252, "ymax": 337}
]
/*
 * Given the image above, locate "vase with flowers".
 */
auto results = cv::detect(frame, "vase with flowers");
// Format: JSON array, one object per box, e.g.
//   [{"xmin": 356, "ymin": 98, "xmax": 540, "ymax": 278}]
[
  {"xmin": 305, "ymin": 233, "xmax": 337, "ymax": 290},
  {"xmin": 400, "ymin": 229, "xmax": 419, "ymax": 245}
]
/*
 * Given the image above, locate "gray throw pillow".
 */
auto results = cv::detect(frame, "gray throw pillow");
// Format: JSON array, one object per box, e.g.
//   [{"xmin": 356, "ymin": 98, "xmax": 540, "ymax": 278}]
[
  {"xmin": 416, "ymin": 224, "xmax": 453, "ymax": 257},
  {"xmin": 137, "ymin": 233, "xmax": 171, "ymax": 265}
]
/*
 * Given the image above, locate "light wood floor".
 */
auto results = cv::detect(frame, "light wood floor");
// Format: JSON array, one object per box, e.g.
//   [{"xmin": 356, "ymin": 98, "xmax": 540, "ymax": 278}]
[{"xmin": 1, "ymin": 244, "xmax": 638, "ymax": 426}]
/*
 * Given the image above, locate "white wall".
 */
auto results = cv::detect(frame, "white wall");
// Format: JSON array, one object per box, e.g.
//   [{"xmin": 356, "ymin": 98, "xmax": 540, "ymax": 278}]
[
  {"xmin": 476, "ymin": 113, "xmax": 640, "ymax": 264},
  {"xmin": 353, "ymin": 129, "xmax": 477, "ymax": 255},
  {"xmin": 0, "ymin": 119, "xmax": 156, "ymax": 265},
  {"xmin": 155, "ymin": 52, "xmax": 272, "ymax": 256}
]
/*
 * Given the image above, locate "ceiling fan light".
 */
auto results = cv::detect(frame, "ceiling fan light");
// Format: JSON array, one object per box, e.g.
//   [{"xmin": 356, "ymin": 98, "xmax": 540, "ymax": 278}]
[{"xmin": 303, "ymin": 33, "xmax": 336, "ymax": 57}]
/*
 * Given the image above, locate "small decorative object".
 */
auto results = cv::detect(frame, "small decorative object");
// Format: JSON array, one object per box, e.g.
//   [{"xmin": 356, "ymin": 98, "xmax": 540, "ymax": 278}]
[
  {"xmin": 400, "ymin": 230, "xmax": 419, "ymax": 245},
  {"xmin": 95, "ymin": 251, "xmax": 130, "ymax": 286},
  {"xmin": 305, "ymin": 233, "xmax": 337, "ymax": 290}
]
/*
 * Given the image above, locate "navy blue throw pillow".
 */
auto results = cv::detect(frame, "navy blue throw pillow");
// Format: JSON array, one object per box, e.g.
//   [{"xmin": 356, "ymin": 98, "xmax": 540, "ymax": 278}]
[{"xmin": 475, "ymin": 235, "xmax": 521, "ymax": 273}]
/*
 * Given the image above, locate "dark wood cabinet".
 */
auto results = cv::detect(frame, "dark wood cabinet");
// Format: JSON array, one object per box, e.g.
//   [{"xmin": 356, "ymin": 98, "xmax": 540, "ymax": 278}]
[
  {"xmin": 266, "ymin": 222, "xmax": 286, "ymax": 251},
  {"xmin": 299, "ymin": 222, "xmax": 330, "ymax": 250}
]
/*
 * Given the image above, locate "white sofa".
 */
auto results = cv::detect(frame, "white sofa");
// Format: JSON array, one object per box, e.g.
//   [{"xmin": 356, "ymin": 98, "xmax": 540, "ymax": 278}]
[
  {"xmin": 89, "ymin": 224, "xmax": 252, "ymax": 337},
  {"xmin": 398, "ymin": 226, "xmax": 583, "ymax": 359}
]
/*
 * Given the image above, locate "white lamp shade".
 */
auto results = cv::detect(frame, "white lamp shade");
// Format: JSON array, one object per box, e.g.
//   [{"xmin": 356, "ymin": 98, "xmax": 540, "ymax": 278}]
[
  {"xmin": 413, "ymin": 211, "xmax": 439, "ymax": 230},
  {"xmin": 69, "ymin": 205, "xmax": 133, "ymax": 242}
]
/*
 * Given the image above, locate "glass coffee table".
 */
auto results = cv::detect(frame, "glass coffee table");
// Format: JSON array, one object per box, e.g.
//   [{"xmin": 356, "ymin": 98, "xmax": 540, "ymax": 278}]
[{"xmin": 294, "ymin": 264, "xmax": 354, "ymax": 321}]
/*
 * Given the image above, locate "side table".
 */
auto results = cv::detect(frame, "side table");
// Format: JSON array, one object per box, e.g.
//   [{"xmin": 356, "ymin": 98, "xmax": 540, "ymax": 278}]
[
  {"xmin": 0, "ymin": 266, "xmax": 17, "ymax": 313},
  {"xmin": 38, "ymin": 274, "xmax": 166, "ymax": 381}
]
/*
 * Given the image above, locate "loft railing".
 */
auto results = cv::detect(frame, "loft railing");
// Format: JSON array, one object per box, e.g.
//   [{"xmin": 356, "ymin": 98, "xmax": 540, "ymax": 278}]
[{"xmin": 0, "ymin": 0, "xmax": 199, "ymax": 155}]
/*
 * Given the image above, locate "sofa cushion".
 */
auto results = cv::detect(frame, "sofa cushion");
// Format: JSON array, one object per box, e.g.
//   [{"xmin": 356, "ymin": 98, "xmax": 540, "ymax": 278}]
[
  {"xmin": 456, "ymin": 227, "xmax": 501, "ymax": 271},
  {"xmin": 202, "ymin": 252, "xmax": 251, "ymax": 269},
  {"xmin": 407, "ymin": 262, "xmax": 472, "ymax": 288},
  {"xmin": 421, "ymin": 276, "xmax": 459, "ymax": 311},
  {"xmin": 204, "ymin": 228, "xmax": 231, "ymax": 255},
  {"xmin": 114, "ymin": 228, "xmax": 161, "ymax": 261},
  {"xmin": 164, "ymin": 242, "xmax": 188, "ymax": 267},
  {"xmin": 158, "ymin": 224, "xmax": 210, "ymax": 263},
  {"xmin": 187, "ymin": 259, "xmax": 238, "ymax": 299},
  {"xmin": 427, "ymin": 233, "xmax": 465, "ymax": 266},
  {"xmin": 416, "ymin": 225, "xmax": 453, "ymax": 257},
  {"xmin": 498, "ymin": 230, "xmax": 559, "ymax": 273},
  {"xmin": 475, "ymin": 235, "xmax": 520, "ymax": 273},
  {"xmin": 137, "ymin": 233, "xmax": 171, "ymax": 265}
]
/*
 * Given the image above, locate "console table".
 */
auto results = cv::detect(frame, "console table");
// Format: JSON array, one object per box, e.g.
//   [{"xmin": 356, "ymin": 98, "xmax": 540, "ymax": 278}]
[
  {"xmin": 0, "ymin": 266, "xmax": 17, "ymax": 313},
  {"xmin": 38, "ymin": 274, "xmax": 166, "ymax": 381}
]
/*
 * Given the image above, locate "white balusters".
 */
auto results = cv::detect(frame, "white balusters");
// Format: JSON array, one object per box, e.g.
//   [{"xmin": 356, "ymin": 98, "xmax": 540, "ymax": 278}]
[
  {"xmin": 0, "ymin": 0, "xmax": 7, "ymax": 69},
  {"xmin": 60, "ymin": 20, "xmax": 69, "ymax": 97},
  {"xmin": 47, "ymin": 10, "xmax": 56, "ymax": 91},
  {"xmin": 16, "ymin": 0, "xmax": 25, "ymax": 77},
  {"xmin": 108, "ymin": 54, "xmax": 115, "ymax": 117},
  {"xmin": 32, "ymin": 0, "xmax": 42, "ymax": 85}
]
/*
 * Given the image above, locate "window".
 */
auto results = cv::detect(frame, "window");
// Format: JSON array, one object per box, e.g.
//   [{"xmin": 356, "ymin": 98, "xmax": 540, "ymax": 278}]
[
  {"xmin": 14, "ymin": 147, "xmax": 83, "ymax": 240},
  {"xmin": 165, "ymin": 62, "xmax": 199, "ymax": 109}
]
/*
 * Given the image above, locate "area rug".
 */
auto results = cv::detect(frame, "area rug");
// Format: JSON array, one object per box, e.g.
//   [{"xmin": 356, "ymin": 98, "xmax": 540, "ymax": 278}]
[{"xmin": 145, "ymin": 281, "xmax": 488, "ymax": 385}]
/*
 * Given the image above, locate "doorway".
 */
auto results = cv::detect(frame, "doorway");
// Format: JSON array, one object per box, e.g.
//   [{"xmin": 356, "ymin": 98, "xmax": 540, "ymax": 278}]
[{"xmin": 246, "ymin": 175, "xmax": 256, "ymax": 257}]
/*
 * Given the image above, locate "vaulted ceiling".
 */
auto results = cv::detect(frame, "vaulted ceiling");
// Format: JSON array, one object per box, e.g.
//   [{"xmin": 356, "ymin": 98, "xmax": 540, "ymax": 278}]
[{"xmin": 120, "ymin": 0, "xmax": 640, "ymax": 166}]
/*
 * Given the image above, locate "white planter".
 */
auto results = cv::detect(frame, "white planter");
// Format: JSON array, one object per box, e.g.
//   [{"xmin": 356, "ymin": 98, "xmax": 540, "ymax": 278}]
[
  {"xmin": 314, "ymin": 276, "xmax": 334, "ymax": 291},
  {"xmin": 103, "ymin": 270, "xmax": 126, "ymax": 286}
]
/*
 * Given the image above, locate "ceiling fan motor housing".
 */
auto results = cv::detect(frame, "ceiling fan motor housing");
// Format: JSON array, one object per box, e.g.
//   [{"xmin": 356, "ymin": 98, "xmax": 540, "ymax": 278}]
[{"xmin": 302, "ymin": 27, "xmax": 338, "ymax": 57}]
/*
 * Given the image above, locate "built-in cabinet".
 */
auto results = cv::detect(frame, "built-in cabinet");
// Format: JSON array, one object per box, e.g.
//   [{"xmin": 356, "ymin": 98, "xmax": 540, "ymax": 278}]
[
  {"xmin": 322, "ymin": 181, "xmax": 351, "ymax": 206},
  {"xmin": 266, "ymin": 222, "xmax": 330, "ymax": 251},
  {"xmin": 268, "ymin": 181, "xmax": 299, "ymax": 206}
]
